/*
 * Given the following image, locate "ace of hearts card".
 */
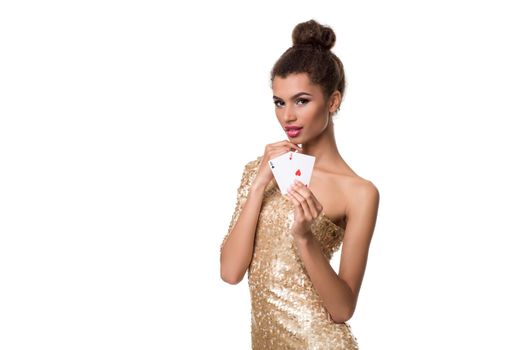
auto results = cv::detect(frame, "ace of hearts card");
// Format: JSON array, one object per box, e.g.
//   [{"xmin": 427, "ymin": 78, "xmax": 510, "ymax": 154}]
[{"xmin": 268, "ymin": 151, "xmax": 316, "ymax": 195}]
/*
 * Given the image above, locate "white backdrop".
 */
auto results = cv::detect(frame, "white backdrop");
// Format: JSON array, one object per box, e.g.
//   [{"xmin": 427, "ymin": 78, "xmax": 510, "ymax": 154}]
[{"xmin": 1, "ymin": 1, "xmax": 524, "ymax": 349}]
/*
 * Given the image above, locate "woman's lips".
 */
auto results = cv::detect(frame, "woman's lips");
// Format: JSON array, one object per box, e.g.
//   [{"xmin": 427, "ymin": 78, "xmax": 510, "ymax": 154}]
[{"xmin": 286, "ymin": 128, "xmax": 302, "ymax": 137}]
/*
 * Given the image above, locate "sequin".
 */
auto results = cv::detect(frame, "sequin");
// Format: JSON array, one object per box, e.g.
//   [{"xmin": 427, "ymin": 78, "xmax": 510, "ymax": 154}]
[{"xmin": 221, "ymin": 156, "xmax": 360, "ymax": 350}]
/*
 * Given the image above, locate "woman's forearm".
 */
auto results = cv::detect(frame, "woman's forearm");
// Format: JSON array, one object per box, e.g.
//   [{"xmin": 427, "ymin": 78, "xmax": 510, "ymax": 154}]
[
  {"xmin": 220, "ymin": 182, "xmax": 266, "ymax": 284},
  {"xmin": 294, "ymin": 234, "xmax": 355, "ymax": 323}
]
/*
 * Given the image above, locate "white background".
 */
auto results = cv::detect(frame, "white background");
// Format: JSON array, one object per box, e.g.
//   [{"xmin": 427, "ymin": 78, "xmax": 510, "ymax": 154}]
[{"xmin": 1, "ymin": 1, "xmax": 524, "ymax": 349}]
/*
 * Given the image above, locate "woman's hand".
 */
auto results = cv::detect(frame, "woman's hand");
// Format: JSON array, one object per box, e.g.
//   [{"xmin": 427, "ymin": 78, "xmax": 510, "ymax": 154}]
[
  {"xmin": 285, "ymin": 179, "xmax": 323, "ymax": 240},
  {"xmin": 252, "ymin": 140, "xmax": 303, "ymax": 189}
]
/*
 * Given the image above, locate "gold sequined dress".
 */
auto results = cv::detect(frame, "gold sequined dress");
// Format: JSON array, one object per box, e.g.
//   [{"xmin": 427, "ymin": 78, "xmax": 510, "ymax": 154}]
[{"xmin": 221, "ymin": 156, "xmax": 360, "ymax": 350}]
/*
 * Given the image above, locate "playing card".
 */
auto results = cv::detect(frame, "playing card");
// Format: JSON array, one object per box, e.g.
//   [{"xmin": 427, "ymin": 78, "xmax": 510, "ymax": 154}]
[
  {"xmin": 289, "ymin": 152, "xmax": 315, "ymax": 189},
  {"xmin": 268, "ymin": 151, "xmax": 295, "ymax": 195},
  {"xmin": 268, "ymin": 151, "xmax": 316, "ymax": 195}
]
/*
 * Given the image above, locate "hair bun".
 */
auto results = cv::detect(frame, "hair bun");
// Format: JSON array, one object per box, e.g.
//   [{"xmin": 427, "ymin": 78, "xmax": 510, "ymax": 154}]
[{"xmin": 291, "ymin": 19, "xmax": 336, "ymax": 50}]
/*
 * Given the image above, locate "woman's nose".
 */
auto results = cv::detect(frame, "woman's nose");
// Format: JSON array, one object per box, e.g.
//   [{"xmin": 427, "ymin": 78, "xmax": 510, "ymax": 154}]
[{"xmin": 283, "ymin": 106, "xmax": 296, "ymax": 122}]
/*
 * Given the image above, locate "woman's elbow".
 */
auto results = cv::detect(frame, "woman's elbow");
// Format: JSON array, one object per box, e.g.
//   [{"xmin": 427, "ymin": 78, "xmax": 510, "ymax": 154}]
[
  {"xmin": 220, "ymin": 268, "xmax": 244, "ymax": 285},
  {"xmin": 330, "ymin": 307, "xmax": 355, "ymax": 324}
]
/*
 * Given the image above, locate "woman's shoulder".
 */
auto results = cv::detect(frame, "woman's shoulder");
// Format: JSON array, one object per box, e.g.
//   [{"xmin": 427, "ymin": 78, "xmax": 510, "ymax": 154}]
[
  {"xmin": 237, "ymin": 155, "xmax": 263, "ymax": 178},
  {"xmin": 330, "ymin": 163, "xmax": 379, "ymax": 208},
  {"xmin": 339, "ymin": 171, "xmax": 378, "ymax": 195},
  {"xmin": 341, "ymin": 172, "xmax": 377, "ymax": 189},
  {"xmin": 244, "ymin": 154, "xmax": 263, "ymax": 170},
  {"xmin": 339, "ymin": 173, "xmax": 379, "ymax": 214}
]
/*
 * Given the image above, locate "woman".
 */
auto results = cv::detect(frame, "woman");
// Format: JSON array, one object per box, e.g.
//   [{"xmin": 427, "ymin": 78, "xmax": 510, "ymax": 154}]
[{"xmin": 220, "ymin": 19, "xmax": 380, "ymax": 350}]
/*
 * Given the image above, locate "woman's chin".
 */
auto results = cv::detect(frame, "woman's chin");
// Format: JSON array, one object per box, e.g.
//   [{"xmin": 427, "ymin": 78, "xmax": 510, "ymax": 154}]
[{"xmin": 287, "ymin": 134, "xmax": 303, "ymax": 142}]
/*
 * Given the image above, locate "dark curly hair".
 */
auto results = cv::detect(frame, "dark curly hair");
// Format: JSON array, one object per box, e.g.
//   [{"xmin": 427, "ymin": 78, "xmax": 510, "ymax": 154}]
[{"xmin": 270, "ymin": 19, "xmax": 346, "ymax": 114}]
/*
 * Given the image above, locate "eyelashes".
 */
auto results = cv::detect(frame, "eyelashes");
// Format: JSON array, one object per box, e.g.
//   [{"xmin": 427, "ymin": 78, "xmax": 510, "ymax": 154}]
[{"xmin": 273, "ymin": 98, "xmax": 309, "ymax": 107}]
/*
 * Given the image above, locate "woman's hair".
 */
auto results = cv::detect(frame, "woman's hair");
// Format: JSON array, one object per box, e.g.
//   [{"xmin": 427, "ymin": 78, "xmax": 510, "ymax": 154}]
[{"xmin": 270, "ymin": 19, "xmax": 346, "ymax": 114}]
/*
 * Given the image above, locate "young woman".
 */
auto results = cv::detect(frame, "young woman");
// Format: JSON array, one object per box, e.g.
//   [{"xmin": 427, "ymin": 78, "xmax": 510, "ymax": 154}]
[{"xmin": 220, "ymin": 19, "xmax": 380, "ymax": 350}]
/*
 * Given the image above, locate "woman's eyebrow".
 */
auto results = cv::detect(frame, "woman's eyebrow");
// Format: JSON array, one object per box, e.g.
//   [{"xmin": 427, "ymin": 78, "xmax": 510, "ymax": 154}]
[{"xmin": 273, "ymin": 92, "xmax": 313, "ymax": 100}]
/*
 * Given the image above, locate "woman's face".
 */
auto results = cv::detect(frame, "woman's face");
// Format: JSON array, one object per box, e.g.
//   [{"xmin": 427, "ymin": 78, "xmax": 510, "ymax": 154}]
[{"xmin": 272, "ymin": 73, "xmax": 334, "ymax": 144}]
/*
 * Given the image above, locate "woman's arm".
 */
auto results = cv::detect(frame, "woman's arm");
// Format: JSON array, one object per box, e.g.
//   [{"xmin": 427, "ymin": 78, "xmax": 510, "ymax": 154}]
[
  {"xmin": 293, "ymin": 181, "xmax": 380, "ymax": 323},
  {"xmin": 220, "ymin": 161, "xmax": 266, "ymax": 285}
]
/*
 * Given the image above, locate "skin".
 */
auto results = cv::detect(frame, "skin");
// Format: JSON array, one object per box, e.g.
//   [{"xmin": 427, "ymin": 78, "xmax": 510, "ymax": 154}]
[
  {"xmin": 220, "ymin": 72, "xmax": 379, "ymax": 324},
  {"xmin": 271, "ymin": 73, "xmax": 380, "ymax": 323}
]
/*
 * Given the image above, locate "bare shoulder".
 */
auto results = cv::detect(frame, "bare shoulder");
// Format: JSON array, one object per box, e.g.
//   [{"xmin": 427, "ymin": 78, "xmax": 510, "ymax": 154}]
[
  {"xmin": 345, "ymin": 176, "xmax": 379, "ymax": 199},
  {"xmin": 335, "ymin": 169, "xmax": 379, "ymax": 216},
  {"xmin": 311, "ymin": 161, "xmax": 378, "ymax": 228},
  {"xmin": 342, "ymin": 180, "xmax": 379, "ymax": 228}
]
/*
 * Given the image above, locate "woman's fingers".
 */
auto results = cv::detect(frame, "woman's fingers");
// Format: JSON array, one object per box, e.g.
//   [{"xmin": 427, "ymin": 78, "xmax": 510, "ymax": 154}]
[
  {"xmin": 266, "ymin": 140, "xmax": 302, "ymax": 156},
  {"xmin": 287, "ymin": 181, "xmax": 320, "ymax": 220},
  {"xmin": 289, "ymin": 144, "xmax": 302, "ymax": 152},
  {"xmin": 267, "ymin": 140, "xmax": 301, "ymax": 160},
  {"xmin": 286, "ymin": 189, "xmax": 311, "ymax": 220},
  {"xmin": 280, "ymin": 140, "xmax": 302, "ymax": 152},
  {"xmin": 295, "ymin": 183, "xmax": 318, "ymax": 219},
  {"xmin": 287, "ymin": 189, "xmax": 315, "ymax": 221}
]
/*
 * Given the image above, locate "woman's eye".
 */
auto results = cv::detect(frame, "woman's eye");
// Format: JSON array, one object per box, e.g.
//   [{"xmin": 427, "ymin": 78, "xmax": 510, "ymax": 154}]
[{"xmin": 274, "ymin": 99, "xmax": 308, "ymax": 107}]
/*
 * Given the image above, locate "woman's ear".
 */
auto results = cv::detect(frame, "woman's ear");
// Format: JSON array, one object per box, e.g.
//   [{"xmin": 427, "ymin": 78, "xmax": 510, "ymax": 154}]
[{"xmin": 329, "ymin": 90, "xmax": 342, "ymax": 114}]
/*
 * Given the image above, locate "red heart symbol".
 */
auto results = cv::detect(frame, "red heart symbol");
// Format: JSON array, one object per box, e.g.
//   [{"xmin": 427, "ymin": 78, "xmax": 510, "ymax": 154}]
[{"xmin": 295, "ymin": 169, "xmax": 301, "ymax": 176}]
